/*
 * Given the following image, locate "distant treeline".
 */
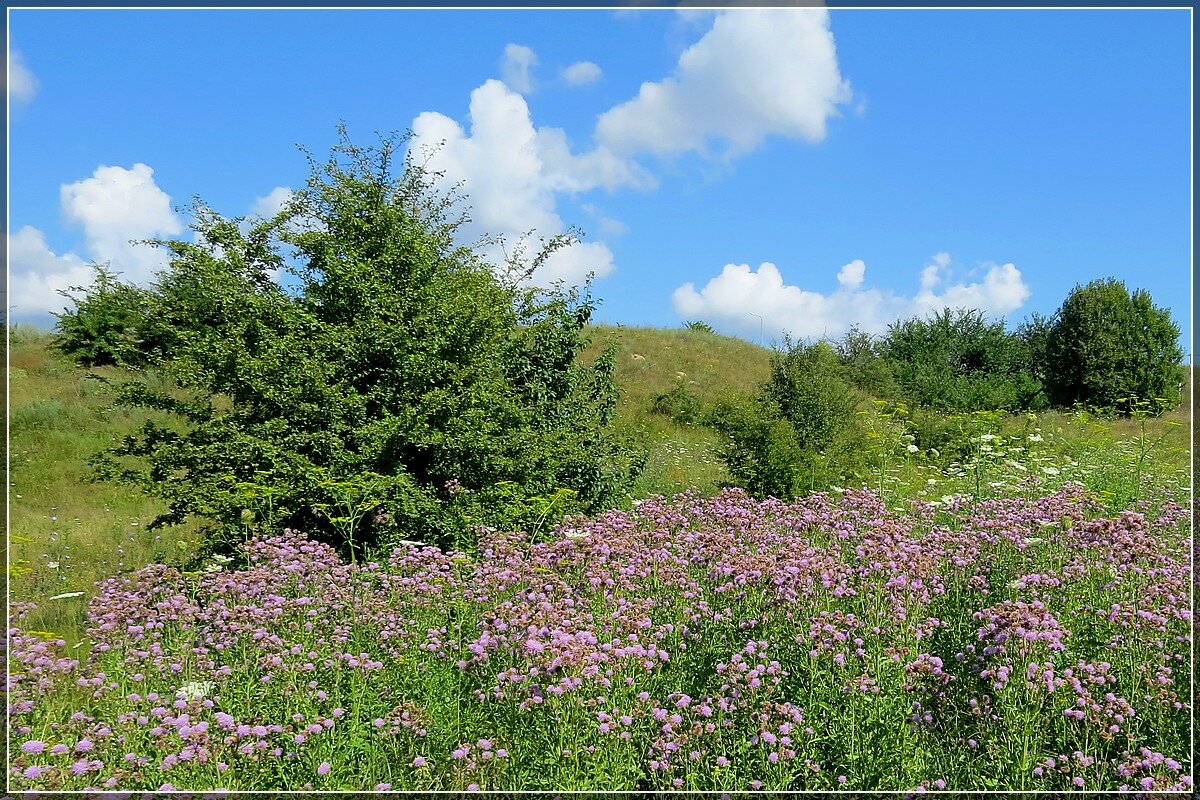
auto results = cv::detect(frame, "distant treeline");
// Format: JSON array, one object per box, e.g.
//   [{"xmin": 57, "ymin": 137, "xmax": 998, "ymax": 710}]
[
  {"xmin": 662, "ymin": 282, "xmax": 1183, "ymax": 501},
  {"xmin": 694, "ymin": 279, "xmax": 1183, "ymax": 416}
]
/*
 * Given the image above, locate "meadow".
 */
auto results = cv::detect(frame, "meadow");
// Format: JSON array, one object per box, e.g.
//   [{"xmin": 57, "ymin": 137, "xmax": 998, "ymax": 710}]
[{"xmin": 6, "ymin": 324, "xmax": 1194, "ymax": 792}]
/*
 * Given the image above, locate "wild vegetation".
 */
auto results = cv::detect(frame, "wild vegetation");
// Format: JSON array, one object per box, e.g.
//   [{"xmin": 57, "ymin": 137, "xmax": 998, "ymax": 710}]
[{"xmin": 7, "ymin": 132, "xmax": 1191, "ymax": 791}]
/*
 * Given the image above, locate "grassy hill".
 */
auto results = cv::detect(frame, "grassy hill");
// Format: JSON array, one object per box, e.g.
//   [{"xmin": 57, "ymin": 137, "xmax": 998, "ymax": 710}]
[{"xmin": 580, "ymin": 325, "xmax": 773, "ymax": 497}]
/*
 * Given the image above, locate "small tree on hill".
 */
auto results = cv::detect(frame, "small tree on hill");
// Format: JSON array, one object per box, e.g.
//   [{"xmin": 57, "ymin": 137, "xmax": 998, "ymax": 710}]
[
  {"xmin": 1042, "ymin": 279, "xmax": 1183, "ymax": 413},
  {"xmin": 712, "ymin": 339, "xmax": 864, "ymax": 498},
  {"xmin": 89, "ymin": 130, "xmax": 641, "ymax": 555}
]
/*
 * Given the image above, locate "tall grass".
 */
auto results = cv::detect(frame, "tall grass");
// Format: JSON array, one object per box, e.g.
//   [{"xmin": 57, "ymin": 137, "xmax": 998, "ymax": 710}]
[{"xmin": 8, "ymin": 329, "xmax": 203, "ymax": 643}]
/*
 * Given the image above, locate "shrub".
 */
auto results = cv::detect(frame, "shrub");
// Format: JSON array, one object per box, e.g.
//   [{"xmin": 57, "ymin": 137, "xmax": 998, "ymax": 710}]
[
  {"xmin": 833, "ymin": 325, "xmax": 898, "ymax": 398},
  {"xmin": 684, "ymin": 320, "xmax": 715, "ymax": 334},
  {"xmin": 650, "ymin": 381, "xmax": 704, "ymax": 426},
  {"xmin": 53, "ymin": 267, "xmax": 170, "ymax": 368},
  {"xmin": 712, "ymin": 340, "xmax": 864, "ymax": 498},
  {"xmin": 884, "ymin": 308, "xmax": 1044, "ymax": 412},
  {"xmin": 1041, "ymin": 279, "xmax": 1183, "ymax": 413},
  {"xmin": 90, "ymin": 130, "xmax": 640, "ymax": 555}
]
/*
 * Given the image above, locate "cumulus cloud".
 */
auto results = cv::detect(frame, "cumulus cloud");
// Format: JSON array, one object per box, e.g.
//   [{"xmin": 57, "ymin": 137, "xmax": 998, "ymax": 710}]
[
  {"xmin": 10, "ymin": 163, "xmax": 185, "ymax": 320},
  {"xmin": 596, "ymin": 9, "xmax": 851, "ymax": 158},
  {"xmin": 8, "ymin": 49, "xmax": 39, "ymax": 105},
  {"xmin": 562, "ymin": 61, "xmax": 602, "ymax": 86},
  {"xmin": 410, "ymin": 79, "xmax": 651, "ymax": 286},
  {"xmin": 500, "ymin": 44, "xmax": 538, "ymax": 94},
  {"xmin": 60, "ymin": 163, "xmax": 184, "ymax": 281},
  {"xmin": 250, "ymin": 186, "xmax": 293, "ymax": 218},
  {"xmin": 671, "ymin": 254, "xmax": 1031, "ymax": 341},
  {"xmin": 7, "ymin": 227, "xmax": 94, "ymax": 316}
]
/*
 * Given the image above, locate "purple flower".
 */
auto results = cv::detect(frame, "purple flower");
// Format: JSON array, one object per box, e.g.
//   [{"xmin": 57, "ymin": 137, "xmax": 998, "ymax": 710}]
[
  {"xmin": 317, "ymin": 761, "xmax": 331, "ymax": 776},
  {"xmin": 21, "ymin": 740, "xmax": 46, "ymax": 754}
]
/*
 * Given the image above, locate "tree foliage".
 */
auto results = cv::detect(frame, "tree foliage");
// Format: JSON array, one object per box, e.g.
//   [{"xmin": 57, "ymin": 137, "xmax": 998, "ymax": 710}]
[
  {"xmin": 54, "ymin": 267, "xmax": 169, "ymax": 367},
  {"xmin": 1042, "ymin": 279, "xmax": 1183, "ymax": 413},
  {"xmin": 883, "ymin": 308, "xmax": 1044, "ymax": 411},
  {"xmin": 88, "ymin": 131, "xmax": 640, "ymax": 554},
  {"xmin": 713, "ymin": 340, "xmax": 864, "ymax": 499}
]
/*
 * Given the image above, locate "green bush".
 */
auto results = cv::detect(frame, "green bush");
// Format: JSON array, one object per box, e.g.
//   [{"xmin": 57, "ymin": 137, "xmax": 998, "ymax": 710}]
[
  {"xmin": 1041, "ymin": 279, "xmax": 1183, "ymax": 414},
  {"xmin": 54, "ymin": 266, "xmax": 171, "ymax": 368},
  {"xmin": 832, "ymin": 325, "xmax": 898, "ymax": 399},
  {"xmin": 650, "ymin": 381, "xmax": 704, "ymax": 425},
  {"xmin": 710, "ymin": 395, "xmax": 807, "ymax": 499},
  {"xmin": 884, "ymin": 308, "xmax": 1044, "ymax": 412},
  {"xmin": 90, "ymin": 130, "xmax": 641, "ymax": 556},
  {"xmin": 712, "ymin": 340, "xmax": 865, "ymax": 498}
]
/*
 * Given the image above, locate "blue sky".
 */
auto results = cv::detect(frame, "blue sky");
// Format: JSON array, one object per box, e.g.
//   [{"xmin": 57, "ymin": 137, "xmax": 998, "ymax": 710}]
[{"xmin": 7, "ymin": 8, "xmax": 1191, "ymax": 351}]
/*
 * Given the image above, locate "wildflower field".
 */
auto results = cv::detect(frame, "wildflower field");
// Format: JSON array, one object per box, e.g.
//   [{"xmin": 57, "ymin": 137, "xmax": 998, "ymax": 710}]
[
  {"xmin": 9, "ymin": 482, "xmax": 1191, "ymax": 791},
  {"xmin": 6, "ymin": 330, "xmax": 1193, "ymax": 792}
]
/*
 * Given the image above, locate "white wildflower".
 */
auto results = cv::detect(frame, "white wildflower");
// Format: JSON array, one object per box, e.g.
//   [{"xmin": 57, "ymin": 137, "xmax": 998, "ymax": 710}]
[
  {"xmin": 1028, "ymin": 433, "xmax": 1043, "ymax": 442},
  {"xmin": 176, "ymin": 680, "xmax": 215, "ymax": 702},
  {"xmin": 564, "ymin": 529, "xmax": 589, "ymax": 540},
  {"xmin": 49, "ymin": 591, "xmax": 84, "ymax": 601},
  {"xmin": 1041, "ymin": 466, "xmax": 1061, "ymax": 476},
  {"xmin": 1021, "ymin": 537, "xmax": 1045, "ymax": 546},
  {"xmin": 906, "ymin": 444, "xmax": 920, "ymax": 454},
  {"xmin": 46, "ymin": 561, "xmax": 60, "ymax": 570}
]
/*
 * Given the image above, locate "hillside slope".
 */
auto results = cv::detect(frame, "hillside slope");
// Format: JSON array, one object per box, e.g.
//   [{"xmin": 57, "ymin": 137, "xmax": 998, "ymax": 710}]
[{"xmin": 580, "ymin": 325, "xmax": 773, "ymax": 497}]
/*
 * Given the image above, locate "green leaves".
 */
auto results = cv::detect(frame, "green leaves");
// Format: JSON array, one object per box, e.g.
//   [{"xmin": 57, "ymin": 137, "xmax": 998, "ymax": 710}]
[
  {"xmin": 76, "ymin": 129, "xmax": 637, "ymax": 555},
  {"xmin": 1042, "ymin": 279, "xmax": 1183, "ymax": 414}
]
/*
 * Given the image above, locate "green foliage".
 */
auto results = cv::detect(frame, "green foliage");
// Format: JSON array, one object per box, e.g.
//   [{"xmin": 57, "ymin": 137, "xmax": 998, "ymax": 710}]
[
  {"xmin": 763, "ymin": 340, "xmax": 861, "ymax": 452},
  {"xmin": 683, "ymin": 319, "xmax": 715, "ymax": 334},
  {"xmin": 650, "ymin": 380, "xmax": 704, "ymax": 426},
  {"xmin": 709, "ymin": 394, "xmax": 806, "ymax": 499},
  {"xmin": 833, "ymin": 325, "xmax": 898, "ymax": 398},
  {"xmin": 884, "ymin": 308, "xmax": 1044, "ymax": 412},
  {"xmin": 53, "ymin": 266, "xmax": 171, "ymax": 368},
  {"xmin": 1041, "ymin": 279, "xmax": 1183, "ymax": 413},
  {"xmin": 89, "ymin": 130, "xmax": 640, "ymax": 555},
  {"xmin": 712, "ymin": 340, "xmax": 865, "ymax": 498}
]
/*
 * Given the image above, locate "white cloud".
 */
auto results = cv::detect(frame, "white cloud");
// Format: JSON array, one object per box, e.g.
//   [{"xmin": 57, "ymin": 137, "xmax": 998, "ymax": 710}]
[
  {"xmin": 410, "ymin": 79, "xmax": 650, "ymax": 286},
  {"xmin": 10, "ymin": 163, "xmax": 184, "ymax": 320},
  {"xmin": 8, "ymin": 49, "xmax": 39, "ymax": 105},
  {"xmin": 836, "ymin": 258, "xmax": 865, "ymax": 290},
  {"xmin": 562, "ymin": 61, "xmax": 602, "ymax": 86},
  {"xmin": 250, "ymin": 186, "xmax": 293, "ymax": 218},
  {"xmin": 596, "ymin": 9, "xmax": 851, "ymax": 158},
  {"xmin": 500, "ymin": 44, "xmax": 538, "ymax": 95},
  {"xmin": 7, "ymin": 226, "xmax": 95, "ymax": 317},
  {"xmin": 672, "ymin": 254, "xmax": 1031, "ymax": 341},
  {"xmin": 60, "ymin": 163, "xmax": 183, "ymax": 282},
  {"xmin": 581, "ymin": 203, "xmax": 629, "ymax": 238}
]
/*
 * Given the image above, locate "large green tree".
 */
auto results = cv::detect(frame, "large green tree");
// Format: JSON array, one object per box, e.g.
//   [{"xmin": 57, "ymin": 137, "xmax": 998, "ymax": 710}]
[
  {"xmin": 85, "ymin": 131, "xmax": 640, "ymax": 554},
  {"xmin": 1042, "ymin": 278, "xmax": 1183, "ymax": 412}
]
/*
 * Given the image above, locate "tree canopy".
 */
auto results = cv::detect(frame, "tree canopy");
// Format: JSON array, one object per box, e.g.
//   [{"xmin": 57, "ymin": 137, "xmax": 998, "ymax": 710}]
[{"xmin": 75, "ymin": 131, "xmax": 641, "ymax": 555}]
